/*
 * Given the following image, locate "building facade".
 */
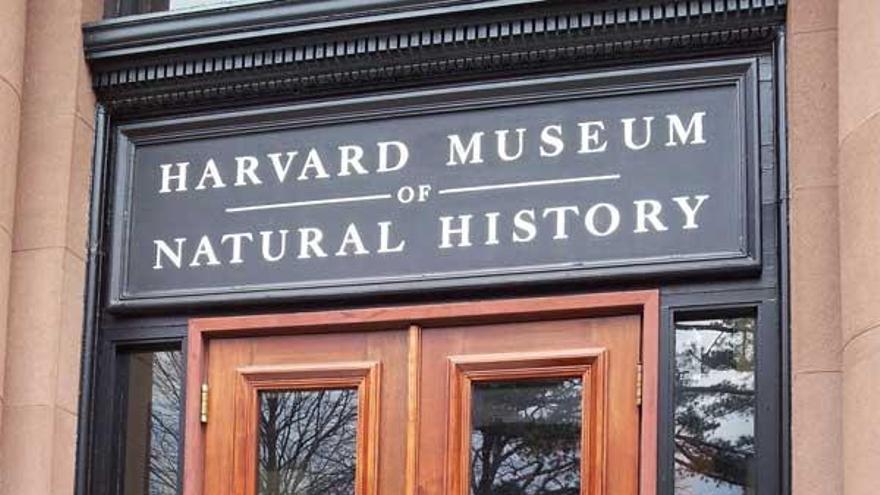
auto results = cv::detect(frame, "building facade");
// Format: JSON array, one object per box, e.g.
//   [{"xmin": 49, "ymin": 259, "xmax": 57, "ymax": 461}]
[{"xmin": 0, "ymin": 1, "xmax": 875, "ymax": 494}]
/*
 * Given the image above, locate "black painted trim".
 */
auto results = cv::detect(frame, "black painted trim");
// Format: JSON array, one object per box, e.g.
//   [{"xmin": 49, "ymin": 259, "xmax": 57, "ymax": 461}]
[
  {"xmin": 774, "ymin": 25, "xmax": 791, "ymax": 495},
  {"xmin": 74, "ymin": 105, "xmax": 110, "ymax": 495},
  {"xmin": 84, "ymin": 0, "xmax": 786, "ymax": 58},
  {"xmin": 84, "ymin": 0, "xmax": 787, "ymax": 114}
]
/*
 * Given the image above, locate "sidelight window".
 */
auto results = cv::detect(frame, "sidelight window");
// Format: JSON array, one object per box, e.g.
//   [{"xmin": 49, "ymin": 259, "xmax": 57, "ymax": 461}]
[
  {"xmin": 119, "ymin": 348, "xmax": 185, "ymax": 495},
  {"xmin": 674, "ymin": 314, "xmax": 756, "ymax": 495}
]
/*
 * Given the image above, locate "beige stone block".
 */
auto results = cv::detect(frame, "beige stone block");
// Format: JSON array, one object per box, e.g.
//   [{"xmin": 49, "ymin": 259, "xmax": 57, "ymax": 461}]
[
  {"xmin": 0, "ymin": 82, "xmax": 21, "ymax": 236},
  {"xmin": 790, "ymin": 187, "xmax": 842, "ymax": 372},
  {"xmin": 0, "ymin": 229, "xmax": 12, "ymax": 400},
  {"xmin": 51, "ymin": 407, "xmax": 79, "ymax": 495},
  {"xmin": 13, "ymin": 112, "xmax": 75, "ymax": 251},
  {"xmin": 0, "ymin": 0, "xmax": 26, "ymax": 96},
  {"xmin": 66, "ymin": 118, "xmax": 94, "ymax": 259},
  {"xmin": 838, "ymin": 116, "xmax": 880, "ymax": 344},
  {"xmin": 0, "ymin": 405, "xmax": 54, "ymax": 495},
  {"xmin": 843, "ymin": 327, "xmax": 880, "ymax": 495},
  {"xmin": 787, "ymin": 30, "xmax": 838, "ymax": 189},
  {"xmin": 20, "ymin": 0, "xmax": 81, "ymax": 117},
  {"xmin": 76, "ymin": 57, "xmax": 96, "ymax": 129},
  {"xmin": 839, "ymin": 0, "xmax": 880, "ymax": 140},
  {"xmin": 4, "ymin": 248, "xmax": 65, "ymax": 407},
  {"xmin": 792, "ymin": 371, "xmax": 843, "ymax": 495},
  {"xmin": 80, "ymin": 0, "xmax": 105, "ymax": 23},
  {"xmin": 789, "ymin": 0, "xmax": 837, "ymax": 34},
  {"xmin": 55, "ymin": 253, "xmax": 85, "ymax": 414}
]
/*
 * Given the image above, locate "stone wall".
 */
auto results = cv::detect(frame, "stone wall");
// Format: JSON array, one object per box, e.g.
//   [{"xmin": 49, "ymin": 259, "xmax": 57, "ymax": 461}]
[{"xmin": 0, "ymin": 1, "xmax": 102, "ymax": 494}]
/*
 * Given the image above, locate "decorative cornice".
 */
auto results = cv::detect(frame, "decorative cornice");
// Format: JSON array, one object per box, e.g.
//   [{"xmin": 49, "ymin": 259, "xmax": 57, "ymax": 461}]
[{"xmin": 85, "ymin": 0, "xmax": 786, "ymax": 115}]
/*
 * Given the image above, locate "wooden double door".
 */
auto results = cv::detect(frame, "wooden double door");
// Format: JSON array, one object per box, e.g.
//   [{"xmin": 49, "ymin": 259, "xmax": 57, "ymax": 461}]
[{"xmin": 188, "ymin": 293, "xmax": 656, "ymax": 495}]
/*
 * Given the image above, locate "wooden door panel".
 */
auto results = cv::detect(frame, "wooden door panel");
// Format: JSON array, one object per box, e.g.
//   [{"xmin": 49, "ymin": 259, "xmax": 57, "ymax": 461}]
[
  {"xmin": 204, "ymin": 329, "xmax": 409, "ymax": 495},
  {"xmin": 195, "ymin": 295, "xmax": 652, "ymax": 495},
  {"xmin": 418, "ymin": 315, "xmax": 641, "ymax": 495}
]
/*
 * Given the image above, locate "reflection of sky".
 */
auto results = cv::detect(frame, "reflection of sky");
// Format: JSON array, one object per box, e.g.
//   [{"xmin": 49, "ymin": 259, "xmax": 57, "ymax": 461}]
[
  {"xmin": 169, "ymin": 0, "xmax": 272, "ymax": 12},
  {"xmin": 676, "ymin": 473, "xmax": 743, "ymax": 495}
]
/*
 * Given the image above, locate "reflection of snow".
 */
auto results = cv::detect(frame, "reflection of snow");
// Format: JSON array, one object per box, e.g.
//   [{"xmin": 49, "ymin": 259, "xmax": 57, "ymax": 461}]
[
  {"xmin": 676, "ymin": 472, "xmax": 744, "ymax": 495},
  {"xmin": 674, "ymin": 317, "xmax": 756, "ymax": 495},
  {"xmin": 169, "ymin": 0, "xmax": 270, "ymax": 12}
]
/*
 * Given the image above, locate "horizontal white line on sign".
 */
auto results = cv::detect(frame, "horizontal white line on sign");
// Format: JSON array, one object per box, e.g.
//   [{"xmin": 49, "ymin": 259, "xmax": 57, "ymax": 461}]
[
  {"xmin": 226, "ymin": 193, "xmax": 393, "ymax": 213},
  {"xmin": 437, "ymin": 174, "xmax": 621, "ymax": 195}
]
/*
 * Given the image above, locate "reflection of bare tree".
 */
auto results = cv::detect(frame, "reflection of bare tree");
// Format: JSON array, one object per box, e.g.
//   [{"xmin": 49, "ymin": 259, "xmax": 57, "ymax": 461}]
[
  {"xmin": 674, "ymin": 318, "xmax": 755, "ymax": 492},
  {"xmin": 148, "ymin": 351, "xmax": 184, "ymax": 495},
  {"xmin": 470, "ymin": 379, "xmax": 582, "ymax": 495},
  {"xmin": 258, "ymin": 389, "xmax": 358, "ymax": 495}
]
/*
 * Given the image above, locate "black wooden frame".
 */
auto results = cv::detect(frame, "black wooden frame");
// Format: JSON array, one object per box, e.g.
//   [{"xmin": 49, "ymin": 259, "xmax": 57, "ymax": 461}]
[
  {"xmin": 75, "ymin": 2, "xmax": 789, "ymax": 495},
  {"xmin": 107, "ymin": 57, "xmax": 761, "ymax": 311}
]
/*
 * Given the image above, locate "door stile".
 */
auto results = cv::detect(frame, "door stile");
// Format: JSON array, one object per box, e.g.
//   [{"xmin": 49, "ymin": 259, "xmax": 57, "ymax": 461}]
[{"xmin": 405, "ymin": 325, "xmax": 422, "ymax": 495}]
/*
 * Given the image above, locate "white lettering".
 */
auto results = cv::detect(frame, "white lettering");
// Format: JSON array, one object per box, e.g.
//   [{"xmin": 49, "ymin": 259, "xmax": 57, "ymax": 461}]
[
  {"xmin": 539, "ymin": 124, "xmax": 565, "ymax": 157},
  {"xmin": 267, "ymin": 152, "xmax": 298, "ymax": 182},
  {"xmin": 584, "ymin": 203, "xmax": 620, "ymax": 237},
  {"xmin": 159, "ymin": 162, "xmax": 188, "ymax": 193},
  {"xmin": 512, "ymin": 209, "xmax": 537, "ymax": 243},
  {"xmin": 622, "ymin": 116, "xmax": 654, "ymax": 151},
  {"xmin": 633, "ymin": 200, "xmax": 669, "ymax": 233},
  {"xmin": 666, "ymin": 112, "xmax": 707, "ymax": 146},
  {"xmin": 485, "ymin": 212, "xmax": 500, "ymax": 245},
  {"xmin": 672, "ymin": 195, "xmax": 710, "ymax": 229},
  {"xmin": 378, "ymin": 221, "xmax": 406, "ymax": 253},
  {"xmin": 446, "ymin": 132, "xmax": 485, "ymax": 165},
  {"xmin": 234, "ymin": 156, "xmax": 262, "ymax": 186},
  {"xmin": 542, "ymin": 206, "xmax": 580, "ymax": 240},
  {"xmin": 194, "ymin": 159, "xmax": 226, "ymax": 190},
  {"xmin": 439, "ymin": 215, "xmax": 473, "ymax": 248},
  {"xmin": 336, "ymin": 223, "xmax": 370, "ymax": 256},
  {"xmin": 376, "ymin": 141, "xmax": 409, "ymax": 173},
  {"xmin": 298, "ymin": 149, "xmax": 331, "ymax": 181},
  {"xmin": 220, "ymin": 232, "xmax": 254, "ymax": 264},
  {"xmin": 577, "ymin": 121, "xmax": 608, "ymax": 154},
  {"xmin": 153, "ymin": 238, "xmax": 185, "ymax": 269},
  {"xmin": 260, "ymin": 230, "xmax": 288, "ymax": 262},
  {"xmin": 189, "ymin": 236, "xmax": 221, "ymax": 267},
  {"xmin": 495, "ymin": 128, "xmax": 526, "ymax": 162},
  {"xmin": 338, "ymin": 145, "xmax": 368, "ymax": 176},
  {"xmin": 297, "ymin": 228, "xmax": 328, "ymax": 258}
]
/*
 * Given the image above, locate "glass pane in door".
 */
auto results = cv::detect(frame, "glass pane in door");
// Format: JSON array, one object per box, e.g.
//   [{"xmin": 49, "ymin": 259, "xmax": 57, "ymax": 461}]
[
  {"xmin": 470, "ymin": 378, "xmax": 583, "ymax": 495},
  {"xmin": 258, "ymin": 388, "xmax": 359, "ymax": 495}
]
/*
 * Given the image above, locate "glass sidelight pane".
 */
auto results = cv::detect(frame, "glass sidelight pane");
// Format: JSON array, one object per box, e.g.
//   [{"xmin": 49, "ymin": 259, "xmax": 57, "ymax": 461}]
[
  {"xmin": 674, "ymin": 315, "xmax": 756, "ymax": 495},
  {"xmin": 470, "ymin": 378, "xmax": 583, "ymax": 495},
  {"xmin": 258, "ymin": 388, "xmax": 359, "ymax": 495},
  {"xmin": 121, "ymin": 349, "xmax": 184, "ymax": 495}
]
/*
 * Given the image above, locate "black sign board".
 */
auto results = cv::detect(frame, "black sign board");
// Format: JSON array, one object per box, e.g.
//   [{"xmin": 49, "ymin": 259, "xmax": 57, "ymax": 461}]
[{"xmin": 108, "ymin": 59, "xmax": 760, "ymax": 310}]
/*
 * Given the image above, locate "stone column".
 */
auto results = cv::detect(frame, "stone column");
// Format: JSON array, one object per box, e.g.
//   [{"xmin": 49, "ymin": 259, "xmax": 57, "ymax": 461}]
[
  {"xmin": 0, "ymin": 0, "xmax": 102, "ymax": 494},
  {"xmin": 839, "ymin": 1, "xmax": 880, "ymax": 495},
  {"xmin": 787, "ymin": 1, "xmax": 844, "ymax": 494},
  {"xmin": 0, "ymin": 0, "xmax": 27, "ymax": 426}
]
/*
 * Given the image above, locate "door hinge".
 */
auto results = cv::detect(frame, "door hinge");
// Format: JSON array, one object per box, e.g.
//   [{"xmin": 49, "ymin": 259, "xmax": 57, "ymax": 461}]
[
  {"xmin": 200, "ymin": 383, "xmax": 209, "ymax": 424},
  {"xmin": 636, "ymin": 363, "xmax": 643, "ymax": 407}
]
